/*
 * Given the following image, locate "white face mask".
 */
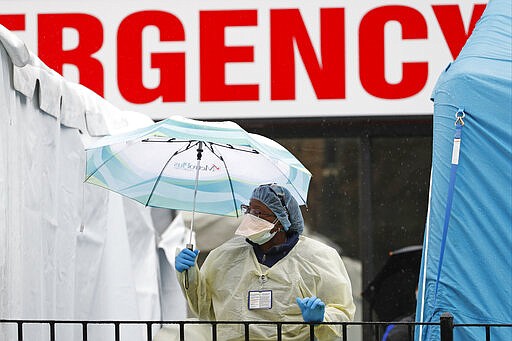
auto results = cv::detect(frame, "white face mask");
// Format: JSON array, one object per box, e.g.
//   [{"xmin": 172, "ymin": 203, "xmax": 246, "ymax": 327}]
[{"xmin": 235, "ymin": 214, "xmax": 279, "ymax": 245}]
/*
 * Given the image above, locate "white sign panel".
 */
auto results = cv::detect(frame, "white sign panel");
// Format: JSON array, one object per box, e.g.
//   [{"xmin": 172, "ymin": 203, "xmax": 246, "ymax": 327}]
[{"xmin": 0, "ymin": 0, "xmax": 487, "ymax": 119}]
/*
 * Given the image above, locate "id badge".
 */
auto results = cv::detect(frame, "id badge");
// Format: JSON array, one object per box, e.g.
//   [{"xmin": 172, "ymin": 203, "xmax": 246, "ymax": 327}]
[{"xmin": 248, "ymin": 290, "xmax": 272, "ymax": 310}]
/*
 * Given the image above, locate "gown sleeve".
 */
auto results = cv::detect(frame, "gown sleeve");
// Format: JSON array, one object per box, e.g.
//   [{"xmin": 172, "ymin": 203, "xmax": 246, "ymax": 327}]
[
  {"xmin": 299, "ymin": 238, "xmax": 356, "ymax": 340},
  {"xmin": 176, "ymin": 249, "xmax": 215, "ymax": 321}
]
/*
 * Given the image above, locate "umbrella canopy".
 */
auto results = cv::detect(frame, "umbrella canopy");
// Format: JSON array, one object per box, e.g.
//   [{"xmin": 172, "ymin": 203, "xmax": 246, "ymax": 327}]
[
  {"xmin": 85, "ymin": 115, "xmax": 311, "ymax": 217},
  {"xmin": 362, "ymin": 245, "xmax": 422, "ymax": 321}
]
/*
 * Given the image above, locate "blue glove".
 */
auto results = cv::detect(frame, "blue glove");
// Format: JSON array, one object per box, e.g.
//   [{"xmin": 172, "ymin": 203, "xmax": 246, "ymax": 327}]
[
  {"xmin": 175, "ymin": 248, "xmax": 199, "ymax": 273},
  {"xmin": 296, "ymin": 296, "xmax": 325, "ymax": 323}
]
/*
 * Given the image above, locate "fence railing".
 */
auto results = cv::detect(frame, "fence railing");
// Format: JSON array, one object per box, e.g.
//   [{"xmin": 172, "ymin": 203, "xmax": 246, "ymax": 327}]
[{"xmin": 1, "ymin": 313, "xmax": 511, "ymax": 341}]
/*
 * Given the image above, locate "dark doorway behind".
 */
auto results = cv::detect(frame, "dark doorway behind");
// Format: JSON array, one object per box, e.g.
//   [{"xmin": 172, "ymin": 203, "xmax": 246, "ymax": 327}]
[{"xmin": 235, "ymin": 115, "xmax": 433, "ymax": 332}]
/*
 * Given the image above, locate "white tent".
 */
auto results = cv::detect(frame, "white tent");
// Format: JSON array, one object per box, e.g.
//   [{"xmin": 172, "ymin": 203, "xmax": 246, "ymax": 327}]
[{"xmin": 0, "ymin": 25, "xmax": 188, "ymax": 340}]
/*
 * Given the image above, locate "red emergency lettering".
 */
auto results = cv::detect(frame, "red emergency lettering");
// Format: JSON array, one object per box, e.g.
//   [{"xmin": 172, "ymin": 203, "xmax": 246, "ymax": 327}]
[
  {"xmin": 0, "ymin": 14, "xmax": 25, "ymax": 31},
  {"xmin": 200, "ymin": 10, "xmax": 258, "ymax": 101},
  {"xmin": 433, "ymin": 4, "xmax": 486, "ymax": 59},
  {"xmin": 38, "ymin": 14, "xmax": 104, "ymax": 96},
  {"xmin": 359, "ymin": 6, "xmax": 428, "ymax": 99},
  {"xmin": 118, "ymin": 11, "xmax": 185, "ymax": 104},
  {"xmin": 270, "ymin": 8, "xmax": 346, "ymax": 100}
]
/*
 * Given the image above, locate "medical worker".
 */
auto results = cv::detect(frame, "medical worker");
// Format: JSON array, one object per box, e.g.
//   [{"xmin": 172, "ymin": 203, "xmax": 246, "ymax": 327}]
[{"xmin": 175, "ymin": 184, "xmax": 355, "ymax": 340}]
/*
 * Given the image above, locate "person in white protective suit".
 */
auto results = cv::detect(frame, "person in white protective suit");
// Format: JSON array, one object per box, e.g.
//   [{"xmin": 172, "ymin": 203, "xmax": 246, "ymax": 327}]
[{"xmin": 175, "ymin": 183, "xmax": 356, "ymax": 340}]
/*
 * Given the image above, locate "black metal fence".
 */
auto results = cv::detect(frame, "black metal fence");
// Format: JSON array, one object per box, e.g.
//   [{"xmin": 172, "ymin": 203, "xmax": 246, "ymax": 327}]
[{"xmin": 1, "ymin": 314, "xmax": 511, "ymax": 341}]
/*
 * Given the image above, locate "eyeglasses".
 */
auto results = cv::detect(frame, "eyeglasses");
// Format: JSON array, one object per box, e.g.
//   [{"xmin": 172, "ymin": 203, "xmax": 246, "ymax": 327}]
[{"xmin": 240, "ymin": 204, "xmax": 275, "ymax": 219}]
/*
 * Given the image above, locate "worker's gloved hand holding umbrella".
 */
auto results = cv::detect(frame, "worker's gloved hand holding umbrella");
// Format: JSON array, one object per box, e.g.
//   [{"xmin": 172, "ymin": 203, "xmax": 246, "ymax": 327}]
[{"xmin": 175, "ymin": 248, "xmax": 200, "ymax": 273}]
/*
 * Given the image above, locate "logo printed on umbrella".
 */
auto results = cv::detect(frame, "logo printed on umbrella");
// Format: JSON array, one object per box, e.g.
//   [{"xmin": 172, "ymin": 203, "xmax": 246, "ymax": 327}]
[{"xmin": 173, "ymin": 162, "xmax": 221, "ymax": 172}]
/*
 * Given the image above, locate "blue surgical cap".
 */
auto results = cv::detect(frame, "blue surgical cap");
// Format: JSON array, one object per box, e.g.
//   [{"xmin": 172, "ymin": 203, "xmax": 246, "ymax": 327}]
[{"xmin": 250, "ymin": 183, "xmax": 304, "ymax": 234}]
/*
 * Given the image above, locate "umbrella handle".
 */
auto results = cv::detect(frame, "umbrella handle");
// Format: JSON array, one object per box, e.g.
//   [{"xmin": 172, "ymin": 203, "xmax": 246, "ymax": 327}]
[{"xmin": 184, "ymin": 243, "xmax": 194, "ymax": 289}]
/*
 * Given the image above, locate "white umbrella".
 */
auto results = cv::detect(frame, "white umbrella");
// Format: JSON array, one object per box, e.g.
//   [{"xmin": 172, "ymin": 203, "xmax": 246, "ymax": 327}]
[{"xmin": 85, "ymin": 115, "xmax": 311, "ymax": 286}]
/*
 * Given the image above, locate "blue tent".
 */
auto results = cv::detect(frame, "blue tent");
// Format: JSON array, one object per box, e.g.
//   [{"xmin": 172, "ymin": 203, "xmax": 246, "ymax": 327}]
[{"xmin": 415, "ymin": 0, "xmax": 512, "ymax": 340}]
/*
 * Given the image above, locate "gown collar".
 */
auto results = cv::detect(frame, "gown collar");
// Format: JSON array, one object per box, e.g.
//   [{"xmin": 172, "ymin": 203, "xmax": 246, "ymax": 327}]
[{"xmin": 247, "ymin": 231, "xmax": 300, "ymax": 267}]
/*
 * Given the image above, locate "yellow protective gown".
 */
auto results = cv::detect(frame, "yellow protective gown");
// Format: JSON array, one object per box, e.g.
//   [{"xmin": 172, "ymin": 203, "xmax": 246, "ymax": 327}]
[{"xmin": 177, "ymin": 235, "xmax": 355, "ymax": 340}]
